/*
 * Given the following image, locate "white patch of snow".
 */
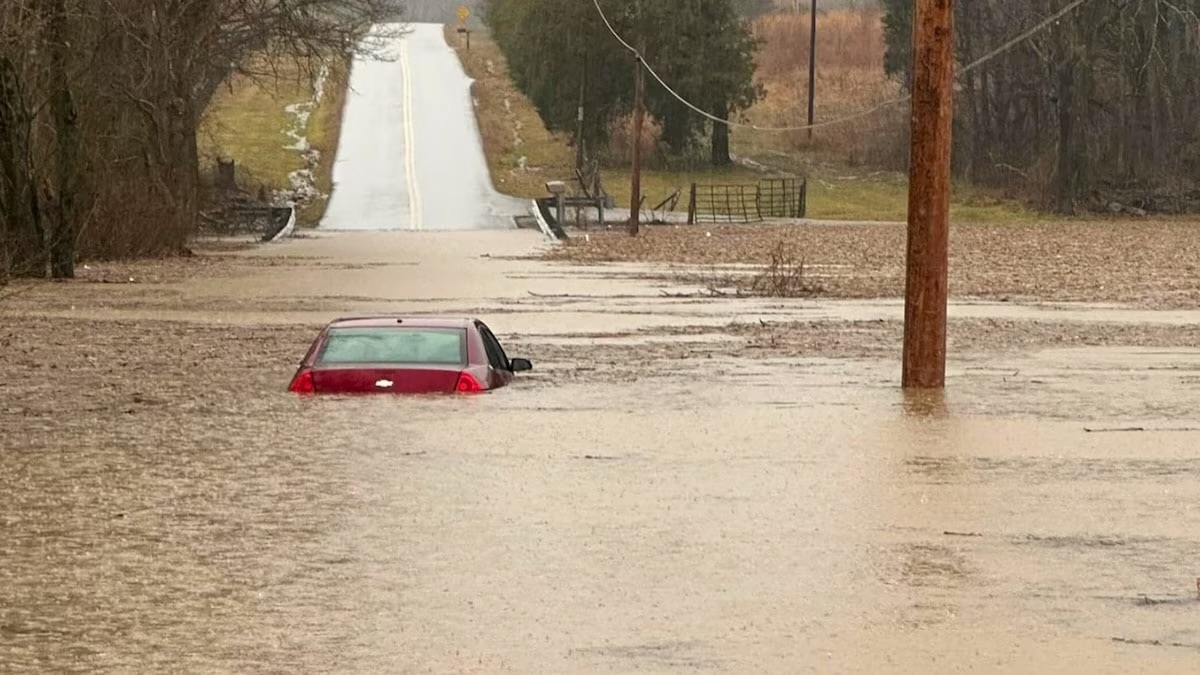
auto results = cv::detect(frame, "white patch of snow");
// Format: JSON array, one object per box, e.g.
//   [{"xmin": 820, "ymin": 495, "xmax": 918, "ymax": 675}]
[{"xmin": 276, "ymin": 64, "xmax": 332, "ymax": 208}]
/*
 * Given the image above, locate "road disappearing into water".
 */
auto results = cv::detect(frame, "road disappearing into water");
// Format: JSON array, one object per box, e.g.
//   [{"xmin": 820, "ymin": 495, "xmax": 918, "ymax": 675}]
[{"xmin": 321, "ymin": 23, "xmax": 526, "ymax": 231}]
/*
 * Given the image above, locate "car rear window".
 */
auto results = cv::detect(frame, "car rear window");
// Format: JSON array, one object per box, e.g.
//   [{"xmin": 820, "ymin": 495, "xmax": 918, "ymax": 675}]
[{"xmin": 316, "ymin": 327, "xmax": 467, "ymax": 366}]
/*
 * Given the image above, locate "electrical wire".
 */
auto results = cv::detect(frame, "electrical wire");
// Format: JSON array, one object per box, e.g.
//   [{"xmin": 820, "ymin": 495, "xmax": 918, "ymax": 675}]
[{"xmin": 591, "ymin": 0, "xmax": 1094, "ymax": 133}]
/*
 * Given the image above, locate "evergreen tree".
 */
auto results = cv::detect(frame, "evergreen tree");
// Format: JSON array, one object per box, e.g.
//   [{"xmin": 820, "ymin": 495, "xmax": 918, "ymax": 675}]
[
  {"xmin": 643, "ymin": 0, "xmax": 763, "ymax": 164},
  {"xmin": 485, "ymin": 0, "xmax": 761, "ymax": 166}
]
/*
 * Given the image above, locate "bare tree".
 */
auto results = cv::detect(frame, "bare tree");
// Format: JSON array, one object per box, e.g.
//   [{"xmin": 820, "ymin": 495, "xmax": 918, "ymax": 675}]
[
  {"xmin": 885, "ymin": 0, "xmax": 1200, "ymax": 213},
  {"xmin": 0, "ymin": 0, "xmax": 403, "ymax": 278}
]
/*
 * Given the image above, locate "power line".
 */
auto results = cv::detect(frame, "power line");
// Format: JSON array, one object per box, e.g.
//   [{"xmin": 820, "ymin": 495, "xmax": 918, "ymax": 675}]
[
  {"xmin": 962, "ymin": 0, "xmax": 1091, "ymax": 75},
  {"xmin": 591, "ymin": 0, "xmax": 1093, "ymax": 133}
]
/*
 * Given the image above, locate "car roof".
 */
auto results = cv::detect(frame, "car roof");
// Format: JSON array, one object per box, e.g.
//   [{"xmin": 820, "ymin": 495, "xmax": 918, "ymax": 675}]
[{"xmin": 326, "ymin": 316, "xmax": 476, "ymax": 330}]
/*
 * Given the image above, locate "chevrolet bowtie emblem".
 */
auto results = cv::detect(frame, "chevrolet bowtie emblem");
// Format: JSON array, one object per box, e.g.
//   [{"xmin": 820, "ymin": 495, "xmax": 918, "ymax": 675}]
[{"xmin": 375, "ymin": 380, "xmax": 394, "ymax": 388}]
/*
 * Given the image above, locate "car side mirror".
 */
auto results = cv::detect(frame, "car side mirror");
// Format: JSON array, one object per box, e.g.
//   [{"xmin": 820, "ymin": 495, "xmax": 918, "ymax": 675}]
[{"xmin": 510, "ymin": 358, "xmax": 533, "ymax": 373}]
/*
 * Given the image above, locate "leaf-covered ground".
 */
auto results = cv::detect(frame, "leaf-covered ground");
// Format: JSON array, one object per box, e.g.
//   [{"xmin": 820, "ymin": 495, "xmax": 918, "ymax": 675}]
[{"xmin": 542, "ymin": 221, "xmax": 1200, "ymax": 308}]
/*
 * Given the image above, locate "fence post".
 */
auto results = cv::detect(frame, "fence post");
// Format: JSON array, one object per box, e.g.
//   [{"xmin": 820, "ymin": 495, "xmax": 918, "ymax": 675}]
[
  {"xmin": 687, "ymin": 183, "xmax": 697, "ymax": 224},
  {"xmin": 216, "ymin": 158, "xmax": 236, "ymax": 191}
]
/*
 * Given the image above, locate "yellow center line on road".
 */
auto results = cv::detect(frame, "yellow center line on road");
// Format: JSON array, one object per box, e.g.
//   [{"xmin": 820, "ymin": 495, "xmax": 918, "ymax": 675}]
[{"xmin": 400, "ymin": 35, "xmax": 423, "ymax": 231}]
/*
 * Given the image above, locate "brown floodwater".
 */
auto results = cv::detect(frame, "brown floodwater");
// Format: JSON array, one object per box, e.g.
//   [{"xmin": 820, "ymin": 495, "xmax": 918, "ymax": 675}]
[{"xmin": 3, "ymin": 231, "xmax": 1200, "ymax": 673}]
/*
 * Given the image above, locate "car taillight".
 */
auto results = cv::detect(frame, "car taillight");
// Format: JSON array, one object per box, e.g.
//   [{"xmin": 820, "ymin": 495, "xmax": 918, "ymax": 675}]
[
  {"xmin": 289, "ymin": 368, "xmax": 315, "ymax": 395},
  {"xmin": 455, "ymin": 372, "xmax": 483, "ymax": 393}
]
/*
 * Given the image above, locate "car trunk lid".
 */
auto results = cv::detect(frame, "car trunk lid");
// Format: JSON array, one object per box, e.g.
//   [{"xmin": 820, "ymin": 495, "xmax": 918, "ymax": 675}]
[{"xmin": 312, "ymin": 365, "xmax": 464, "ymax": 395}]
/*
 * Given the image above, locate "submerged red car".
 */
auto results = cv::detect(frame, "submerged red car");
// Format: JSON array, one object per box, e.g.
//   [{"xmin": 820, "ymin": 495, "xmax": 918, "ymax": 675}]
[{"xmin": 287, "ymin": 316, "xmax": 532, "ymax": 395}]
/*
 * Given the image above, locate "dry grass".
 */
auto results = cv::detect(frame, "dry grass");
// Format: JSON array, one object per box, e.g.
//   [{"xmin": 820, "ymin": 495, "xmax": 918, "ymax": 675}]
[
  {"xmin": 658, "ymin": 239, "xmax": 824, "ymax": 299},
  {"xmin": 747, "ymin": 239, "xmax": 823, "ymax": 297},
  {"xmin": 755, "ymin": 10, "xmax": 887, "ymax": 77},
  {"xmin": 446, "ymin": 25, "xmax": 576, "ymax": 199},
  {"xmin": 199, "ymin": 54, "xmax": 350, "ymax": 226},
  {"xmin": 728, "ymin": 10, "xmax": 1033, "ymax": 222},
  {"xmin": 737, "ymin": 10, "xmax": 905, "ymax": 168},
  {"xmin": 544, "ymin": 220, "xmax": 1200, "ymax": 309}
]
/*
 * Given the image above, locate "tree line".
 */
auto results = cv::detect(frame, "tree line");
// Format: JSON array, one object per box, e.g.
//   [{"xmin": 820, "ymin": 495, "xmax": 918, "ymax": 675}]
[
  {"xmin": 883, "ymin": 0, "xmax": 1200, "ymax": 213},
  {"xmin": 491, "ymin": 0, "xmax": 1200, "ymax": 214},
  {"xmin": 482, "ymin": 0, "xmax": 762, "ymax": 168},
  {"xmin": 0, "ymin": 0, "xmax": 401, "ymax": 283}
]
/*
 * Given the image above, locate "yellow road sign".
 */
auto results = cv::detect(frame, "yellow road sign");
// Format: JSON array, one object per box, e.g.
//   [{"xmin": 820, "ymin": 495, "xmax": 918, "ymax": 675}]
[{"xmin": 457, "ymin": 5, "xmax": 470, "ymax": 23}]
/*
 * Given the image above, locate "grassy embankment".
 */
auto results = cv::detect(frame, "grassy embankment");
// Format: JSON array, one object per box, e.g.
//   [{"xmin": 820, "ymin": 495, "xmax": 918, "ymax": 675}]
[
  {"xmin": 199, "ymin": 56, "xmax": 351, "ymax": 227},
  {"xmin": 449, "ymin": 12, "xmax": 1038, "ymax": 224},
  {"xmin": 446, "ymin": 25, "xmax": 766, "ymax": 212}
]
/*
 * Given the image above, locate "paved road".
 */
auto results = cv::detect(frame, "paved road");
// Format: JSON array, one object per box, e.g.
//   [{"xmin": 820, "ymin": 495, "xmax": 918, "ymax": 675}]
[{"xmin": 321, "ymin": 23, "xmax": 526, "ymax": 231}]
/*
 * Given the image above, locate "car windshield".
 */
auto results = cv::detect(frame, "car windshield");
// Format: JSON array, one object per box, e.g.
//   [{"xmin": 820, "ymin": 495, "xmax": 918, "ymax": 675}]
[{"xmin": 317, "ymin": 327, "xmax": 467, "ymax": 366}]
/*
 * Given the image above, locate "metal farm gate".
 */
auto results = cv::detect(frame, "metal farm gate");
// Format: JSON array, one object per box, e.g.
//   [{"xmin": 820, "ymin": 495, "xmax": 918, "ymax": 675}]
[
  {"xmin": 755, "ymin": 178, "xmax": 807, "ymax": 219},
  {"xmin": 688, "ymin": 177, "xmax": 807, "ymax": 224},
  {"xmin": 689, "ymin": 183, "xmax": 760, "ymax": 224}
]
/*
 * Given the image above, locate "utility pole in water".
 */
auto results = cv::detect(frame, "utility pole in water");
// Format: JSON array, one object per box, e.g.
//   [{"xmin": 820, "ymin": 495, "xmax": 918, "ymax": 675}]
[
  {"xmin": 902, "ymin": 0, "xmax": 956, "ymax": 389},
  {"xmin": 807, "ymin": 0, "xmax": 816, "ymax": 139}
]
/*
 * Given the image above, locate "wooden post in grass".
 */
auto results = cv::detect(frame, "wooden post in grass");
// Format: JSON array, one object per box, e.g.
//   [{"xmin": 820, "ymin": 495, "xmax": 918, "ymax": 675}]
[
  {"xmin": 807, "ymin": 0, "xmax": 817, "ymax": 139},
  {"xmin": 629, "ymin": 36, "xmax": 645, "ymax": 237},
  {"xmin": 902, "ymin": 0, "xmax": 955, "ymax": 389}
]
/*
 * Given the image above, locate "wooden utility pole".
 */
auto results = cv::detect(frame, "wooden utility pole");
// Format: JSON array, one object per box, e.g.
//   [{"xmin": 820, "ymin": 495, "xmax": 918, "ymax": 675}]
[
  {"xmin": 576, "ymin": 49, "xmax": 588, "ymax": 174},
  {"xmin": 807, "ymin": 0, "xmax": 817, "ymax": 139},
  {"xmin": 629, "ymin": 38, "xmax": 645, "ymax": 237},
  {"xmin": 902, "ymin": 0, "xmax": 956, "ymax": 389}
]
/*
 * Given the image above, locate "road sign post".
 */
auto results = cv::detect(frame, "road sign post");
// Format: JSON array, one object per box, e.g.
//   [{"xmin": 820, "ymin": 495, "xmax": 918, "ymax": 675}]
[{"xmin": 457, "ymin": 5, "xmax": 471, "ymax": 48}]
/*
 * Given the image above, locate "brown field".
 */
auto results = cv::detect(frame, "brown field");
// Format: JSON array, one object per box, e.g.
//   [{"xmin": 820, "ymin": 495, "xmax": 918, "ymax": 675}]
[
  {"xmin": 735, "ymin": 10, "xmax": 907, "ymax": 170},
  {"xmin": 543, "ymin": 220, "xmax": 1200, "ymax": 310}
]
